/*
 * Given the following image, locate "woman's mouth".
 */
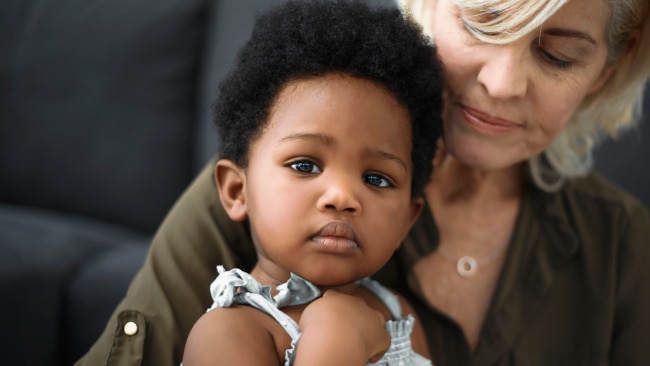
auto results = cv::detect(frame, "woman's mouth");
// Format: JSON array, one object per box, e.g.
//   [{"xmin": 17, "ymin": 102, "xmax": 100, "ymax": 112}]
[
  {"xmin": 311, "ymin": 222, "xmax": 359, "ymax": 254},
  {"xmin": 460, "ymin": 104, "xmax": 521, "ymax": 135}
]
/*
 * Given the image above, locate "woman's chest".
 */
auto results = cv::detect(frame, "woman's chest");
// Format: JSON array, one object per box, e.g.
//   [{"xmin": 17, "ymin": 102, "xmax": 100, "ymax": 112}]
[{"xmin": 413, "ymin": 250, "xmax": 506, "ymax": 350}]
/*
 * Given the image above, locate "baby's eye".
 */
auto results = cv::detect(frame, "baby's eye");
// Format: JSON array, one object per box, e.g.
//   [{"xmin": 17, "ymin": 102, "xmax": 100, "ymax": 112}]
[
  {"xmin": 364, "ymin": 174, "xmax": 393, "ymax": 188},
  {"xmin": 289, "ymin": 161, "xmax": 321, "ymax": 174}
]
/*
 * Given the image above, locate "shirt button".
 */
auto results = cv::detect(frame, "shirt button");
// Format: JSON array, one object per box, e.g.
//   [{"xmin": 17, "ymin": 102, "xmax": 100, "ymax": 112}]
[{"xmin": 123, "ymin": 321, "xmax": 138, "ymax": 336}]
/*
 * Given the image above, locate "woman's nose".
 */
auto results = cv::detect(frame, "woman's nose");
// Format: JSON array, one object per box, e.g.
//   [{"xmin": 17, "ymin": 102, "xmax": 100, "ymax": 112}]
[
  {"xmin": 476, "ymin": 45, "xmax": 528, "ymax": 99},
  {"xmin": 316, "ymin": 174, "xmax": 362, "ymax": 215}
]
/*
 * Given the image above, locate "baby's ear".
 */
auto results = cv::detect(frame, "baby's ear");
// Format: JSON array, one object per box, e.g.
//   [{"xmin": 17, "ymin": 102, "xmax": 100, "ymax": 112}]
[
  {"xmin": 407, "ymin": 197, "xmax": 424, "ymax": 230},
  {"xmin": 214, "ymin": 160, "xmax": 248, "ymax": 222},
  {"xmin": 397, "ymin": 197, "xmax": 424, "ymax": 245}
]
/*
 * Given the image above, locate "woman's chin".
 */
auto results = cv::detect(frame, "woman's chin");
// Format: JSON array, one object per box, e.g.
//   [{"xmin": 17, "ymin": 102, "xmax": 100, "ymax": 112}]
[{"xmin": 445, "ymin": 138, "xmax": 525, "ymax": 173}]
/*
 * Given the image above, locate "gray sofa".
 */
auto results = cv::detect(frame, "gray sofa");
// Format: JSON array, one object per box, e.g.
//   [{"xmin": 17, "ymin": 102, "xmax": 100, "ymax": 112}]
[
  {"xmin": 1, "ymin": 1, "xmax": 289, "ymax": 365},
  {"xmin": 1, "ymin": 0, "xmax": 648, "ymax": 365}
]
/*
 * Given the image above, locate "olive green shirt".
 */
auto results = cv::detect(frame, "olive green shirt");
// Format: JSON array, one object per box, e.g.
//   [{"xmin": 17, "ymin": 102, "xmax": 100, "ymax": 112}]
[{"xmin": 76, "ymin": 162, "xmax": 650, "ymax": 366}]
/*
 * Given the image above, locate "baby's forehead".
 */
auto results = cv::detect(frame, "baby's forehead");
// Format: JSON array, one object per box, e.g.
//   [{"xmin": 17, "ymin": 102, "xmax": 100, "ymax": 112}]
[
  {"xmin": 260, "ymin": 74, "xmax": 412, "ymax": 142},
  {"xmin": 269, "ymin": 74, "xmax": 407, "ymax": 119},
  {"xmin": 270, "ymin": 73, "xmax": 404, "ymax": 112}
]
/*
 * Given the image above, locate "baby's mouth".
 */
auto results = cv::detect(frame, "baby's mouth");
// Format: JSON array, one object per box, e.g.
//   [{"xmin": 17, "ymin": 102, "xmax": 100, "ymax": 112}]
[{"xmin": 311, "ymin": 222, "xmax": 359, "ymax": 253}]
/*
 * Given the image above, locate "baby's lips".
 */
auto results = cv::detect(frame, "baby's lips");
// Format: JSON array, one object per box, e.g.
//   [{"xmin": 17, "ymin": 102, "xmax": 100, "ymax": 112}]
[{"xmin": 315, "ymin": 221, "xmax": 357, "ymax": 241}]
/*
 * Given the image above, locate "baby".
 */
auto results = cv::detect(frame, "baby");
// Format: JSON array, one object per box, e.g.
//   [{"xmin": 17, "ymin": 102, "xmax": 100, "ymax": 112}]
[{"xmin": 182, "ymin": 1, "xmax": 443, "ymax": 365}]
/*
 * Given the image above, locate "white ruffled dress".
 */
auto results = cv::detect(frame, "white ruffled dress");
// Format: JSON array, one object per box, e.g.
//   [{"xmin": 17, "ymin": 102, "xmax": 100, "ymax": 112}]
[{"xmin": 208, "ymin": 266, "xmax": 432, "ymax": 366}]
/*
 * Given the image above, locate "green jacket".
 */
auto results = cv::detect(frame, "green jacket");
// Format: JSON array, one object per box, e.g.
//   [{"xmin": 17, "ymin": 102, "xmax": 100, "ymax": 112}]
[{"xmin": 76, "ymin": 162, "xmax": 650, "ymax": 366}]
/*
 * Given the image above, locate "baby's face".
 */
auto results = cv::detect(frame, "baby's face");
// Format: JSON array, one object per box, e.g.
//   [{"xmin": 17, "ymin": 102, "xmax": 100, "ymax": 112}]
[{"xmin": 243, "ymin": 73, "xmax": 421, "ymax": 287}]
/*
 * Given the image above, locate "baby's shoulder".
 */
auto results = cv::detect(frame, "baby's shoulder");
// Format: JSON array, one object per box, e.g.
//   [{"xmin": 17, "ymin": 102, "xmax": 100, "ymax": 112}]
[
  {"xmin": 356, "ymin": 278, "xmax": 414, "ymax": 320},
  {"xmin": 184, "ymin": 305, "xmax": 287, "ymax": 364}
]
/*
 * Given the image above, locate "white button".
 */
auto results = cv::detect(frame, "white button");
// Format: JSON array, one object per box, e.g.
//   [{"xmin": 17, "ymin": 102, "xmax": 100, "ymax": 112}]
[{"xmin": 123, "ymin": 321, "xmax": 138, "ymax": 336}]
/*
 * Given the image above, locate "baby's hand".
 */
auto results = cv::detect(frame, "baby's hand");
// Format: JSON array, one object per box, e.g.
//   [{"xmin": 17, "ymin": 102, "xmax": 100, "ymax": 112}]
[{"xmin": 295, "ymin": 289, "xmax": 391, "ymax": 365}]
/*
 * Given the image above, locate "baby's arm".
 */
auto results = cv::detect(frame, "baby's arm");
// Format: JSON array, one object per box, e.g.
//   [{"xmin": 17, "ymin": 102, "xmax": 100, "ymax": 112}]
[
  {"xmin": 294, "ymin": 290, "xmax": 391, "ymax": 366},
  {"xmin": 396, "ymin": 292, "xmax": 431, "ymax": 359},
  {"xmin": 182, "ymin": 306, "xmax": 281, "ymax": 366}
]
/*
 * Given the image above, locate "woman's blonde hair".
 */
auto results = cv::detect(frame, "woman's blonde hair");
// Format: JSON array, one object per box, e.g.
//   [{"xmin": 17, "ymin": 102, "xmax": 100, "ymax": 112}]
[{"xmin": 400, "ymin": 0, "xmax": 650, "ymax": 191}]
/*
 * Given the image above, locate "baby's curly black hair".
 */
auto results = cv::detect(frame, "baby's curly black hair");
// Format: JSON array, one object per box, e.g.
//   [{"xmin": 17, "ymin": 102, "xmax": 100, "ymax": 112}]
[{"xmin": 214, "ymin": 0, "xmax": 443, "ymax": 197}]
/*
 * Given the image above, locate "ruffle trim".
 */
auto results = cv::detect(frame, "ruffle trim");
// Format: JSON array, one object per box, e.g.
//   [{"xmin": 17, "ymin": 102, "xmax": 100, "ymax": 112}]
[{"xmin": 368, "ymin": 315, "xmax": 432, "ymax": 366}]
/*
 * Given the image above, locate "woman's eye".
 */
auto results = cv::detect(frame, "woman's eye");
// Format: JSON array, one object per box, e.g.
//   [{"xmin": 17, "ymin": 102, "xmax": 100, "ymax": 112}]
[
  {"xmin": 540, "ymin": 49, "xmax": 572, "ymax": 69},
  {"xmin": 289, "ymin": 161, "xmax": 321, "ymax": 174},
  {"xmin": 364, "ymin": 174, "xmax": 392, "ymax": 188}
]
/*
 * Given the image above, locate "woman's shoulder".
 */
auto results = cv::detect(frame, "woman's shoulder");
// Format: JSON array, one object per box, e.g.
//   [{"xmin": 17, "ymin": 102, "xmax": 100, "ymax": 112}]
[
  {"xmin": 525, "ymin": 172, "xmax": 650, "ymax": 280},
  {"xmin": 559, "ymin": 172, "xmax": 649, "ymax": 220},
  {"xmin": 543, "ymin": 172, "xmax": 650, "ymax": 247}
]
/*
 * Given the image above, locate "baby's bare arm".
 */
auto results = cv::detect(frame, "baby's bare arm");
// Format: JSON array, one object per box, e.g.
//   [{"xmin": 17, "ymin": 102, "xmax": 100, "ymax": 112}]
[
  {"xmin": 396, "ymin": 291, "xmax": 431, "ymax": 359},
  {"xmin": 294, "ymin": 290, "xmax": 391, "ymax": 366},
  {"xmin": 182, "ymin": 307, "xmax": 282, "ymax": 366}
]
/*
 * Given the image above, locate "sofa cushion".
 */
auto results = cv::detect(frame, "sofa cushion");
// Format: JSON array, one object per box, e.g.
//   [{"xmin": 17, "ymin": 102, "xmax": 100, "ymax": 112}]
[
  {"xmin": 0, "ymin": 0, "xmax": 208, "ymax": 232},
  {"xmin": 0, "ymin": 203, "xmax": 148, "ymax": 366}
]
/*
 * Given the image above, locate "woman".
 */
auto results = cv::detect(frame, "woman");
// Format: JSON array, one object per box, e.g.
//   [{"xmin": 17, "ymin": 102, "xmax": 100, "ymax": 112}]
[
  {"xmin": 76, "ymin": 0, "xmax": 650, "ymax": 365},
  {"xmin": 378, "ymin": 0, "xmax": 650, "ymax": 364}
]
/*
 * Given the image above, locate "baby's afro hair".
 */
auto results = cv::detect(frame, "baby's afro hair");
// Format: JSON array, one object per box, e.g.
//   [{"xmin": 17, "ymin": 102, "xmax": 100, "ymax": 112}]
[{"xmin": 214, "ymin": 0, "xmax": 443, "ymax": 197}]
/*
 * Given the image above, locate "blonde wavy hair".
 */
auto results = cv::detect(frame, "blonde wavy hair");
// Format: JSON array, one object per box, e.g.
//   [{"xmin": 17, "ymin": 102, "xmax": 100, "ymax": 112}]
[{"xmin": 400, "ymin": 0, "xmax": 650, "ymax": 191}]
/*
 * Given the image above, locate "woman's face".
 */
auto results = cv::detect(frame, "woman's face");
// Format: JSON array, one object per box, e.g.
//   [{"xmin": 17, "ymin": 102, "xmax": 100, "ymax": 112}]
[{"xmin": 428, "ymin": 0, "xmax": 616, "ymax": 171}]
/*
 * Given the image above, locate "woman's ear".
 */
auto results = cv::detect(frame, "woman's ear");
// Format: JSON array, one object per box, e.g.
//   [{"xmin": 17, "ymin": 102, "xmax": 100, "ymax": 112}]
[{"xmin": 214, "ymin": 160, "xmax": 248, "ymax": 222}]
